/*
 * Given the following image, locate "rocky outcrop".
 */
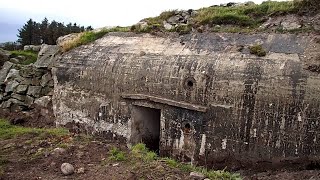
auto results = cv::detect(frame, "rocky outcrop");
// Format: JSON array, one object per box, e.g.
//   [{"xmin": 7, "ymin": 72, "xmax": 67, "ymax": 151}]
[
  {"xmin": 162, "ymin": 10, "xmax": 197, "ymax": 30},
  {"xmin": 260, "ymin": 14, "xmax": 320, "ymax": 32}
]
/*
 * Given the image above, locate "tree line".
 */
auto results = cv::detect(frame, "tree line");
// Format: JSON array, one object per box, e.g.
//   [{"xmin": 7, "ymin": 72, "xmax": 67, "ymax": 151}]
[{"xmin": 17, "ymin": 18, "xmax": 93, "ymax": 46}]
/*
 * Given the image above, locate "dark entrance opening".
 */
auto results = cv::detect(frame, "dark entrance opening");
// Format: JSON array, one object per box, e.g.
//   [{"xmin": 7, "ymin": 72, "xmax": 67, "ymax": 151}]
[{"xmin": 131, "ymin": 106, "xmax": 161, "ymax": 153}]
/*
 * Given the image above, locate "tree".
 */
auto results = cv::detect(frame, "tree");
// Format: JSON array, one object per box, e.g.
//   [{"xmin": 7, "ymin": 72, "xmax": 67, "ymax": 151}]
[
  {"xmin": 40, "ymin": 17, "xmax": 49, "ymax": 44},
  {"xmin": 17, "ymin": 18, "xmax": 92, "ymax": 45},
  {"xmin": 85, "ymin": 26, "xmax": 94, "ymax": 31},
  {"xmin": 17, "ymin": 19, "xmax": 41, "ymax": 46}
]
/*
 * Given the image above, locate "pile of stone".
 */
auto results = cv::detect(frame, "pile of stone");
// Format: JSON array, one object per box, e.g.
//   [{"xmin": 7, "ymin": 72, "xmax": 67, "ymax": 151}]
[
  {"xmin": 162, "ymin": 10, "xmax": 198, "ymax": 30},
  {"xmin": 0, "ymin": 45, "xmax": 58, "ymax": 112}
]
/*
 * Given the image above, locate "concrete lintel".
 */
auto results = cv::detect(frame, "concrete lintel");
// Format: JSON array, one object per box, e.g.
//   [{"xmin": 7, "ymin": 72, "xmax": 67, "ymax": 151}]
[{"xmin": 121, "ymin": 94, "xmax": 207, "ymax": 112}]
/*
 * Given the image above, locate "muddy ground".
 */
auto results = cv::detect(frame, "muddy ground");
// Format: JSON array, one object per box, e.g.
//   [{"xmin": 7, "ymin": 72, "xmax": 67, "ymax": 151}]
[{"xmin": 0, "ymin": 112, "xmax": 320, "ymax": 180}]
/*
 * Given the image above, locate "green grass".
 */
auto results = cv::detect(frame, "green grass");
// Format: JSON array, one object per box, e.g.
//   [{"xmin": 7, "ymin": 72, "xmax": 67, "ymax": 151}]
[
  {"xmin": 109, "ymin": 147, "xmax": 127, "ymax": 161},
  {"xmin": 249, "ymin": 44, "xmax": 267, "ymax": 57},
  {"xmin": 162, "ymin": 157, "xmax": 241, "ymax": 180},
  {"xmin": 0, "ymin": 119, "xmax": 68, "ymax": 140},
  {"xmin": 61, "ymin": 26, "xmax": 130, "ymax": 52},
  {"xmin": 195, "ymin": 1, "xmax": 296, "ymax": 27},
  {"xmin": 131, "ymin": 143, "xmax": 158, "ymax": 162},
  {"xmin": 130, "ymin": 144, "xmax": 241, "ymax": 180},
  {"xmin": 10, "ymin": 50, "xmax": 38, "ymax": 65}
]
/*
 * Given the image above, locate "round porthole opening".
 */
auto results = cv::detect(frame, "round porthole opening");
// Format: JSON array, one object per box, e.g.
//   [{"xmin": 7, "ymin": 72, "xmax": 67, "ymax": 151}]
[{"xmin": 184, "ymin": 77, "xmax": 196, "ymax": 90}]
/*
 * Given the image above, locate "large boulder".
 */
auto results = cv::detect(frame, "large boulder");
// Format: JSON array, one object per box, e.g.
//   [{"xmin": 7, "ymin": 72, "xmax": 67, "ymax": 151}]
[{"xmin": 34, "ymin": 44, "xmax": 60, "ymax": 68}]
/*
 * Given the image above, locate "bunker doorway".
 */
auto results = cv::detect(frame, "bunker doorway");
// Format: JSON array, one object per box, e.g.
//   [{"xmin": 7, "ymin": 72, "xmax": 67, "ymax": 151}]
[{"xmin": 131, "ymin": 106, "xmax": 161, "ymax": 153}]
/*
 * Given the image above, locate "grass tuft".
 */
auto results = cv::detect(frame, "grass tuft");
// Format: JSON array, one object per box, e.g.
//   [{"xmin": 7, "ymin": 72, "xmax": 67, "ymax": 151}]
[
  {"xmin": 61, "ymin": 26, "xmax": 130, "ymax": 52},
  {"xmin": 0, "ymin": 119, "xmax": 68, "ymax": 140},
  {"xmin": 109, "ymin": 147, "xmax": 127, "ymax": 161},
  {"xmin": 10, "ymin": 50, "xmax": 38, "ymax": 65},
  {"xmin": 249, "ymin": 44, "xmax": 267, "ymax": 57},
  {"xmin": 131, "ymin": 143, "xmax": 158, "ymax": 162}
]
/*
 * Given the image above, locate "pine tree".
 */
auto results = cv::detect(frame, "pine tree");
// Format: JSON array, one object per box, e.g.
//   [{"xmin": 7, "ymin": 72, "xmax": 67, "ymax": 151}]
[
  {"xmin": 40, "ymin": 17, "xmax": 49, "ymax": 44},
  {"xmin": 17, "ymin": 19, "xmax": 41, "ymax": 46}
]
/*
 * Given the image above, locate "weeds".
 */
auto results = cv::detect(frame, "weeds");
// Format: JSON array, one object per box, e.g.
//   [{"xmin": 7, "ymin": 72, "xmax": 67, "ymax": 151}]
[
  {"xmin": 109, "ymin": 147, "xmax": 126, "ymax": 161},
  {"xmin": 61, "ymin": 26, "xmax": 130, "ymax": 52},
  {"xmin": 249, "ymin": 44, "xmax": 267, "ymax": 57},
  {"xmin": 0, "ymin": 119, "xmax": 68, "ymax": 140}
]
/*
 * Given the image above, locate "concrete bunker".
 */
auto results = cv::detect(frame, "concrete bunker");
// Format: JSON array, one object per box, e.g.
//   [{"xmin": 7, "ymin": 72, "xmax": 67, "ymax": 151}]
[
  {"xmin": 130, "ymin": 105, "xmax": 161, "ymax": 152},
  {"xmin": 53, "ymin": 32, "xmax": 320, "ymax": 170}
]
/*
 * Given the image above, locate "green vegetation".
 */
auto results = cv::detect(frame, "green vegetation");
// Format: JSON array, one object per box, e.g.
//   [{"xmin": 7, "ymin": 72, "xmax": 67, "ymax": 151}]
[
  {"xmin": 162, "ymin": 157, "xmax": 241, "ymax": 180},
  {"xmin": 61, "ymin": 26, "xmax": 129, "ymax": 52},
  {"xmin": 17, "ymin": 18, "xmax": 93, "ymax": 46},
  {"xmin": 10, "ymin": 50, "xmax": 38, "ymax": 65},
  {"xmin": 249, "ymin": 44, "xmax": 267, "ymax": 57},
  {"xmin": 109, "ymin": 147, "xmax": 127, "ymax": 161},
  {"xmin": 143, "ymin": 11, "xmax": 176, "ymax": 26},
  {"xmin": 106, "ymin": 143, "xmax": 241, "ymax": 179},
  {"xmin": 131, "ymin": 143, "xmax": 157, "ymax": 162},
  {"xmin": 195, "ymin": 1, "xmax": 296, "ymax": 27},
  {"xmin": 0, "ymin": 119, "xmax": 68, "ymax": 140}
]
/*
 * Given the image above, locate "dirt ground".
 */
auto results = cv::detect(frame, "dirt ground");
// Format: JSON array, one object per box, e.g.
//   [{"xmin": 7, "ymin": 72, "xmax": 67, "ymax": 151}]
[{"xmin": 1, "ymin": 112, "xmax": 320, "ymax": 180}]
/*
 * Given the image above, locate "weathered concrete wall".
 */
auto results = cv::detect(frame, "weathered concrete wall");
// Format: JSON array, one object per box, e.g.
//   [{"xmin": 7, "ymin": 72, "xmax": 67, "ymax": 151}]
[{"xmin": 53, "ymin": 32, "xmax": 320, "ymax": 169}]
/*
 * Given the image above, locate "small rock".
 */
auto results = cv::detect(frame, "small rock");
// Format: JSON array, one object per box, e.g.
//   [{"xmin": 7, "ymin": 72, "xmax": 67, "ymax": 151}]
[
  {"xmin": 136, "ymin": 21, "xmax": 148, "ymax": 29},
  {"xmin": 34, "ymin": 96, "xmax": 51, "ymax": 107},
  {"xmin": 53, "ymin": 147, "xmax": 66, "ymax": 154},
  {"xmin": 16, "ymin": 85, "xmax": 28, "ymax": 94},
  {"xmin": 16, "ymin": 55, "xmax": 26, "ymax": 61},
  {"xmin": 5, "ymin": 80, "xmax": 19, "ymax": 93},
  {"xmin": 76, "ymin": 167, "xmax": 85, "ymax": 174},
  {"xmin": 204, "ymin": 178, "xmax": 210, "ymax": 180},
  {"xmin": 76, "ymin": 151, "xmax": 85, "ymax": 159},
  {"xmin": 9, "ymin": 58, "xmax": 20, "ymax": 64},
  {"xmin": 40, "ymin": 73, "xmax": 52, "ymax": 87},
  {"xmin": 112, "ymin": 163, "xmax": 119, "ymax": 167},
  {"xmin": 190, "ymin": 171, "xmax": 205, "ymax": 180},
  {"xmin": 5, "ymin": 69, "xmax": 22, "ymax": 83},
  {"xmin": 163, "ymin": 21, "xmax": 174, "ymax": 30},
  {"xmin": 61, "ymin": 163, "xmax": 74, "ymax": 175},
  {"xmin": 27, "ymin": 86, "xmax": 42, "ymax": 97}
]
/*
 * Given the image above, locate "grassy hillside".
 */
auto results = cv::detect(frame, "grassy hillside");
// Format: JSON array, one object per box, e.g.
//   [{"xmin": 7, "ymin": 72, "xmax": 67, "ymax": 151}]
[{"xmin": 61, "ymin": 0, "xmax": 319, "ymax": 52}]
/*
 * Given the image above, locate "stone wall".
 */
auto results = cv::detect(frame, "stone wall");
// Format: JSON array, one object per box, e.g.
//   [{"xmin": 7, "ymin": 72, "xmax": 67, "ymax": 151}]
[
  {"xmin": 0, "ymin": 45, "xmax": 58, "ymax": 120},
  {"xmin": 52, "ymin": 32, "xmax": 320, "ymax": 169}
]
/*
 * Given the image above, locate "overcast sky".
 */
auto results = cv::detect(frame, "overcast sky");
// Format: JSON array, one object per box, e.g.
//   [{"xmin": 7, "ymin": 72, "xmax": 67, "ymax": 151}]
[{"xmin": 0, "ymin": 0, "xmax": 282, "ymax": 43}]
